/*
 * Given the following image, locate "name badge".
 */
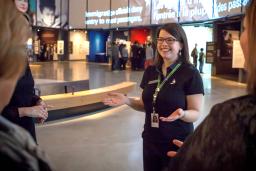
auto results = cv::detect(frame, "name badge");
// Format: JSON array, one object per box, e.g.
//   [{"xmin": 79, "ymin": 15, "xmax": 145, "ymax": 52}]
[
  {"xmin": 148, "ymin": 80, "xmax": 158, "ymax": 84},
  {"xmin": 151, "ymin": 113, "xmax": 159, "ymax": 128}
]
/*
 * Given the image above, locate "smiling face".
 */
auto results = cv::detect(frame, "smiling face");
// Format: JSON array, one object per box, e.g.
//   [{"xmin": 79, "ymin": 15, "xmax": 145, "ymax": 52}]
[
  {"xmin": 15, "ymin": 0, "xmax": 28, "ymax": 13},
  {"xmin": 240, "ymin": 17, "xmax": 249, "ymax": 66},
  {"xmin": 157, "ymin": 29, "xmax": 183, "ymax": 64}
]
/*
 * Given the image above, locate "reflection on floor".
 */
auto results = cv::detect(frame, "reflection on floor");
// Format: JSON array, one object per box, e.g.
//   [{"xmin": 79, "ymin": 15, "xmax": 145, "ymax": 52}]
[{"xmin": 33, "ymin": 61, "xmax": 246, "ymax": 171}]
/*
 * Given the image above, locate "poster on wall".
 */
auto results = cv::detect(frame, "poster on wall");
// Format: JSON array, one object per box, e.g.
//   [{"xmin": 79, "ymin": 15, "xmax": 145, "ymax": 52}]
[
  {"xmin": 57, "ymin": 40, "xmax": 64, "ymax": 55},
  {"xmin": 129, "ymin": 0, "xmax": 151, "ymax": 26},
  {"xmin": 220, "ymin": 30, "xmax": 240, "ymax": 60},
  {"xmin": 110, "ymin": 0, "xmax": 129, "ymax": 28},
  {"xmin": 86, "ymin": 0, "xmax": 110, "ymax": 29},
  {"xmin": 206, "ymin": 42, "xmax": 217, "ymax": 63},
  {"xmin": 179, "ymin": 0, "xmax": 213, "ymax": 22},
  {"xmin": 151, "ymin": 0, "xmax": 179, "ymax": 24},
  {"xmin": 68, "ymin": 41, "xmax": 73, "ymax": 54},
  {"xmin": 33, "ymin": 40, "xmax": 40, "ymax": 55},
  {"xmin": 213, "ymin": 0, "xmax": 243, "ymax": 19},
  {"xmin": 37, "ymin": 0, "xmax": 67, "ymax": 28},
  {"xmin": 232, "ymin": 40, "xmax": 245, "ymax": 68}
]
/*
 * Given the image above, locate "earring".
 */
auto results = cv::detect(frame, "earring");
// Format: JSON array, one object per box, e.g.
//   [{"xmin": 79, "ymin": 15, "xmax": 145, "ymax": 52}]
[{"xmin": 179, "ymin": 49, "xmax": 182, "ymax": 56}]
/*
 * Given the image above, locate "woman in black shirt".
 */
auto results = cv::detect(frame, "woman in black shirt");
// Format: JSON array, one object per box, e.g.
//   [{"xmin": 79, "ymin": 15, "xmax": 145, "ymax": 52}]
[
  {"xmin": 2, "ymin": 63, "xmax": 48, "ymax": 141},
  {"xmin": 103, "ymin": 23, "xmax": 204, "ymax": 171}
]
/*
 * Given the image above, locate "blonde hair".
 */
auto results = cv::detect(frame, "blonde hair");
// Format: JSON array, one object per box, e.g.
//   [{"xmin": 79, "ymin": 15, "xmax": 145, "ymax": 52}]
[
  {"xmin": 246, "ymin": 0, "xmax": 256, "ymax": 95},
  {"xmin": 0, "ymin": 0, "xmax": 30, "ymax": 79}
]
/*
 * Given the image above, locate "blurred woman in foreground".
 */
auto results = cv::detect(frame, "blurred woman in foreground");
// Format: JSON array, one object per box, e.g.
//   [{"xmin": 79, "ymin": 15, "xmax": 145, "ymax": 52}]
[{"xmin": 0, "ymin": 0, "xmax": 52, "ymax": 170}]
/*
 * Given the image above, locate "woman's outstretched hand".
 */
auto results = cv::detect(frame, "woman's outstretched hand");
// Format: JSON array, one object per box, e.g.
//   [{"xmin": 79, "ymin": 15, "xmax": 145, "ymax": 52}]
[
  {"xmin": 167, "ymin": 139, "xmax": 184, "ymax": 157},
  {"xmin": 103, "ymin": 92, "xmax": 129, "ymax": 106},
  {"xmin": 160, "ymin": 108, "xmax": 185, "ymax": 122}
]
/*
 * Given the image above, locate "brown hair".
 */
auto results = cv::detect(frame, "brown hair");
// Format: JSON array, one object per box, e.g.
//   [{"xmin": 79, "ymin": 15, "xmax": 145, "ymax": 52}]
[
  {"xmin": 0, "ymin": 0, "xmax": 30, "ymax": 79},
  {"xmin": 245, "ymin": 0, "xmax": 256, "ymax": 95},
  {"xmin": 154, "ymin": 23, "xmax": 191, "ymax": 66}
]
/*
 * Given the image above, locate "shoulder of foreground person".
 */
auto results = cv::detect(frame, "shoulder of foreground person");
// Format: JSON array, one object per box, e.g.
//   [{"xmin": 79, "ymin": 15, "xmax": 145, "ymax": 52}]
[
  {"xmin": 0, "ymin": 116, "xmax": 54, "ymax": 171},
  {"xmin": 168, "ymin": 94, "xmax": 256, "ymax": 171}
]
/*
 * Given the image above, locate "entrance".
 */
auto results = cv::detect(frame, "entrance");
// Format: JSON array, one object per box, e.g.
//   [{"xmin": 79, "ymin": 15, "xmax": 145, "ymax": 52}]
[{"xmin": 183, "ymin": 25, "xmax": 213, "ymax": 75}]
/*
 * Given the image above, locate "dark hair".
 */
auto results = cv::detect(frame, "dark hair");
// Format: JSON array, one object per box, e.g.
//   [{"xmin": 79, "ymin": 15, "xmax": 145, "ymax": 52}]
[
  {"xmin": 200, "ymin": 48, "xmax": 204, "ymax": 51},
  {"xmin": 154, "ymin": 23, "xmax": 190, "ymax": 66},
  {"xmin": 39, "ymin": 0, "xmax": 55, "ymax": 13}
]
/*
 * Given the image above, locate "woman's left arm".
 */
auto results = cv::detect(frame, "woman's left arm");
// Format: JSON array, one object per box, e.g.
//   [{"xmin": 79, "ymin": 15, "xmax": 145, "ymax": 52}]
[
  {"xmin": 160, "ymin": 94, "xmax": 203, "ymax": 123},
  {"xmin": 180, "ymin": 94, "xmax": 203, "ymax": 122}
]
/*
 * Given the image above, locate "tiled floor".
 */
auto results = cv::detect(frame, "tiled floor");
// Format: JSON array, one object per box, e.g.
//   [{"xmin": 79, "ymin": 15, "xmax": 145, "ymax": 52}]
[{"xmin": 33, "ymin": 61, "xmax": 246, "ymax": 171}]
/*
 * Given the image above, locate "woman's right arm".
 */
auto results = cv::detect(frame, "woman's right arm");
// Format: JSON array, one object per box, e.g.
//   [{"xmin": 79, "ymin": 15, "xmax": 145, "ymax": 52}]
[
  {"xmin": 126, "ymin": 96, "xmax": 145, "ymax": 112},
  {"xmin": 103, "ymin": 92, "xmax": 145, "ymax": 112}
]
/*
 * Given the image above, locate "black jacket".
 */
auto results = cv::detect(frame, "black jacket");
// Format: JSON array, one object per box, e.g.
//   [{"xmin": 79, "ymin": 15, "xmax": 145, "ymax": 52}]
[{"xmin": 2, "ymin": 64, "xmax": 40, "ymax": 141}]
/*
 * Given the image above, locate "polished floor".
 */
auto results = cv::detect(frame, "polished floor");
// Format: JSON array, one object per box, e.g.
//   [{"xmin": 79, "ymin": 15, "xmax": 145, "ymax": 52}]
[{"xmin": 32, "ymin": 61, "xmax": 246, "ymax": 171}]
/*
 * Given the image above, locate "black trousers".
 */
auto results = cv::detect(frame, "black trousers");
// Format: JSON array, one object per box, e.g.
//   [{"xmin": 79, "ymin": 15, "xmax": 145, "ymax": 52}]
[{"xmin": 143, "ymin": 140, "xmax": 171, "ymax": 171}]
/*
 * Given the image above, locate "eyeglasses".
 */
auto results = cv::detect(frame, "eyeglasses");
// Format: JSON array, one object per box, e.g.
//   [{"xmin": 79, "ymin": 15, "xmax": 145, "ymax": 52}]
[{"xmin": 157, "ymin": 37, "xmax": 178, "ymax": 44}]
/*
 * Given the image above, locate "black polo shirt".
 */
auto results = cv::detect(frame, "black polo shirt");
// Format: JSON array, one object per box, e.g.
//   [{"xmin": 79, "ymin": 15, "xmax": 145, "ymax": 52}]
[{"xmin": 140, "ymin": 62, "xmax": 204, "ymax": 143}]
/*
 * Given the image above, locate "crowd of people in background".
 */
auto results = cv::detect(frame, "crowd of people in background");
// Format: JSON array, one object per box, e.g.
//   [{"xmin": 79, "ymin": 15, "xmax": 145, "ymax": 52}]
[
  {"xmin": 111, "ymin": 41, "xmax": 156, "ymax": 71},
  {"xmin": 111, "ymin": 41, "xmax": 206, "ymax": 73}
]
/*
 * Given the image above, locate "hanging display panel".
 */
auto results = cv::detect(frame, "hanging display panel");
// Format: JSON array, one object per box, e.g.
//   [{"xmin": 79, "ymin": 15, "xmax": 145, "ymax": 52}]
[
  {"xmin": 86, "ymin": 0, "xmax": 110, "ymax": 29},
  {"xmin": 129, "ymin": 0, "xmax": 151, "ymax": 26},
  {"xmin": 151, "ymin": 0, "xmax": 179, "ymax": 24},
  {"xmin": 69, "ymin": 0, "xmax": 87, "ymax": 29},
  {"xmin": 37, "ymin": 0, "xmax": 67, "ymax": 28},
  {"xmin": 179, "ymin": 0, "xmax": 213, "ymax": 22},
  {"xmin": 110, "ymin": 0, "xmax": 129, "ymax": 28},
  {"xmin": 213, "ymin": 0, "xmax": 243, "ymax": 19}
]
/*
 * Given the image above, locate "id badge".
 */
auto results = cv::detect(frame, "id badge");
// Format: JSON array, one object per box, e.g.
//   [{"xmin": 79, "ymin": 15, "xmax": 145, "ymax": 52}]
[{"xmin": 151, "ymin": 113, "xmax": 159, "ymax": 128}]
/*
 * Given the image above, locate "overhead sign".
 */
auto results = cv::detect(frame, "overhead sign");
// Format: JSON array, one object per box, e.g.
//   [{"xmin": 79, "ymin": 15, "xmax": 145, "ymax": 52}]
[
  {"xmin": 151, "ymin": 0, "xmax": 179, "ymax": 24},
  {"xmin": 179, "ymin": 0, "xmax": 213, "ymax": 22},
  {"xmin": 213, "ymin": 0, "xmax": 243, "ymax": 19}
]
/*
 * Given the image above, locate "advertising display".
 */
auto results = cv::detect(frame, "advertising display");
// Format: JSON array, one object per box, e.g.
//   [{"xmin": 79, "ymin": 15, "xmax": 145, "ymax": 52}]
[
  {"xmin": 129, "ymin": 0, "xmax": 151, "ymax": 26},
  {"xmin": 110, "ymin": 0, "xmax": 129, "ymax": 28},
  {"xmin": 86, "ymin": 0, "xmax": 110, "ymax": 29},
  {"xmin": 213, "ymin": 0, "xmax": 243, "ymax": 19},
  {"xmin": 179, "ymin": 0, "xmax": 213, "ymax": 22},
  {"xmin": 151, "ymin": 0, "xmax": 179, "ymax": 24},
  {"xmin": 37, "ymin": 0, "xmax": 68, "ymax": 28}
]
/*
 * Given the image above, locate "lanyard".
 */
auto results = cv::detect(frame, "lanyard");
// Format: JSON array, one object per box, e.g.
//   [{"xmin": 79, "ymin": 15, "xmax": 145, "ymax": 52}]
[{"xmin": 152, "ymin": 63, "xmax": 181, "ymax": 113}]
